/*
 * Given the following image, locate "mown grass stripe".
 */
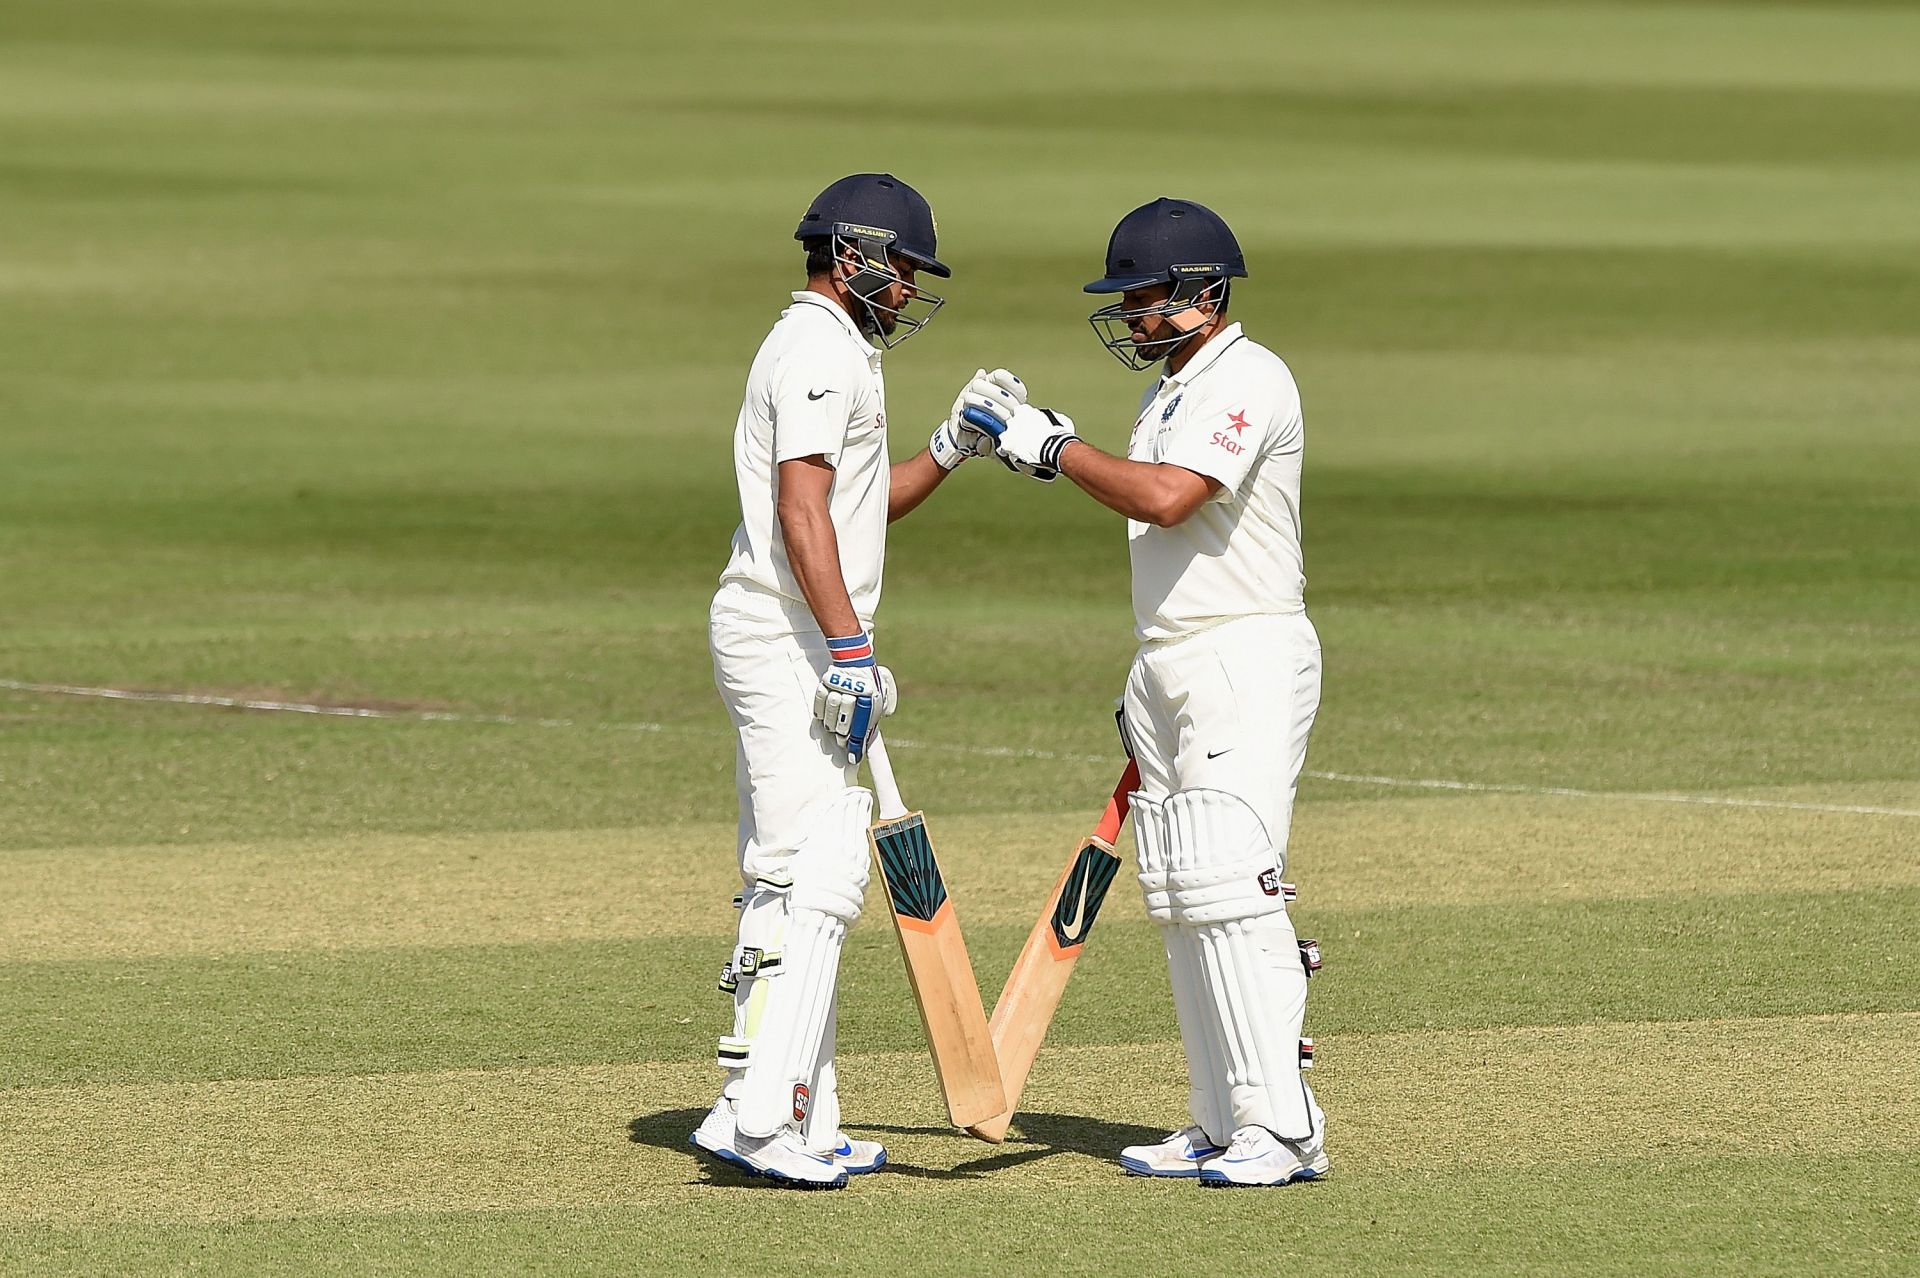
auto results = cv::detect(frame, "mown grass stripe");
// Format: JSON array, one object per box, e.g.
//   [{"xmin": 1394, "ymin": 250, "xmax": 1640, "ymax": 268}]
[
  {"xmin": 4, "ymin": 1151, "xmax": 1916, "ymax": 1278},
  {"xmin": 3, "ymin": 888, "xmax": 1913, "ymax": 1091},
  {"xmin": 5, "ymin": 796, "xmax": 1915, "ymax": 961},
  {"xmin": 1, "ymin": 1012, "xmax": 1912, "ymax": 1226}
]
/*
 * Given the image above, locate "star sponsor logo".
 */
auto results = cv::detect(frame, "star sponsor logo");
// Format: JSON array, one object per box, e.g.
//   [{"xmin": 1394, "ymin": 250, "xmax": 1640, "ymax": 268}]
[{"xmin": 1211, "ymin": 408, "xmax": 1250, "ymax": 456}]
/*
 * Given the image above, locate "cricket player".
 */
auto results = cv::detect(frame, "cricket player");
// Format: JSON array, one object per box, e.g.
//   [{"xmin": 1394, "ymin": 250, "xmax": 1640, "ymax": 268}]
[
  {"xmin": 690, "ymin": 173, "xmax": 1023, "ymax": 1188},
  {"xmin": 980, "ymin": 198, "xmax": 1328, "ymax": 1187}
]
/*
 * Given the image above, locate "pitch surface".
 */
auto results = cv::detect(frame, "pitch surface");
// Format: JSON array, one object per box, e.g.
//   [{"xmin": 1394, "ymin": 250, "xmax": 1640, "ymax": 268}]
[{"xmin": 3, "ymin": 1, "xmax": 1917, "ymax": 1272}]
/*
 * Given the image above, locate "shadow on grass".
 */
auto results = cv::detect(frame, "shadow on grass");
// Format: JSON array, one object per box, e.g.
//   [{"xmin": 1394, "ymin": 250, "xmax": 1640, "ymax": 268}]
[
  {"xmin": 846, "ymin": 1111, "xmax": 1165, "ymax": 1180},
  {"xmin": 629, "ymin": 1106, "xmax": 1162, "ymax": 1184},
  {"xmin": 627, "ymin": 1106, "xmax": 751, "ymax": 1188}
]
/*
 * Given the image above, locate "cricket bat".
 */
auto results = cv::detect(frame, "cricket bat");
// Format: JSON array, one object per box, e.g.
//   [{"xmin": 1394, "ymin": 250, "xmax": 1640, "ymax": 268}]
[
  {"xmin": 864, "ymin": 733, "xmax": 1007, "ymax": 1129},
  {"xmin": 965, "ymin": 759, "xmax": 1140, "ymax": 1144}
]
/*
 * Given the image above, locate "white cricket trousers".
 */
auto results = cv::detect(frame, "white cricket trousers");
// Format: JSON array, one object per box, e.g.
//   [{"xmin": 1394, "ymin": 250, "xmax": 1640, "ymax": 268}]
[
  {"xmin": 1121, "ymin": 611, "xmax": 1322, "ymax": 857},
  {"xmin": 709, "ymin": 582, "xmax": 858, "ymax": 886}
]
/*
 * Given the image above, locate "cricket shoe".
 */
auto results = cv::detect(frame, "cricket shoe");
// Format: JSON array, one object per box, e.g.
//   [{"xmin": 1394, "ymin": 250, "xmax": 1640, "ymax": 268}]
[
  {"xmin": 823, "ymin": 1133, "xmax": 887, "ymax": 1175},
  {"xmin": 1118, "ymin": 1125, "xmax": 1226, "ymax": 1178},
  {"xmin": 690, "ymin": 1097, "xmax": 881, "ymax": 1179},
  {"xmin": 1196, "ymin": 1125, "xmax": 1330, "ymax": 1188}
]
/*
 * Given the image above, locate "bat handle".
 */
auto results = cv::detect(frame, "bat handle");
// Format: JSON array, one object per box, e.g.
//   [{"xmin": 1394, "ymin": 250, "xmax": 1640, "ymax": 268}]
[
  {"xmin": 1094, "ymin": 757, "xmax": 1143, "ymax": 844},
  {"xmin": 865, "ymin": 732, "xmax": 909, "ymax": 820},
  {"xmin": 961, "ymin": 405, "xmax": 1008, "ymax": 438}
]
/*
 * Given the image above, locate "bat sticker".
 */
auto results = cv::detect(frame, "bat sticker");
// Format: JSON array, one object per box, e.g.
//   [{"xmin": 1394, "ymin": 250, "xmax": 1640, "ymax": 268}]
[{"xmin": 1049, "ymin": 841, "xmax": 1122, "ymax": 950}]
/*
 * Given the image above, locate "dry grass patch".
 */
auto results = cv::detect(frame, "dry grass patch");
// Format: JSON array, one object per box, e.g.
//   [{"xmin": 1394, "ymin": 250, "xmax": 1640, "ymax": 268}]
[
  {"xmin": 7, "ymin": 794, "xmax": 1915, "ymax": 961},
  {"xmin": 3, "ymin": 1012, "xmax": 1912, "ymax": 1225}
]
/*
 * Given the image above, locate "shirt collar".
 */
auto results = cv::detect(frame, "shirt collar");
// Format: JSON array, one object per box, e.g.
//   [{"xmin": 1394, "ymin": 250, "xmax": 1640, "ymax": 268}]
[
  {"xmin": 1163, "ymin": 322, "xmax": 1244, "ymax": 387},
  {"xmin": 789, "ymin": 290, "xmax": 882, "ymax": 364}
]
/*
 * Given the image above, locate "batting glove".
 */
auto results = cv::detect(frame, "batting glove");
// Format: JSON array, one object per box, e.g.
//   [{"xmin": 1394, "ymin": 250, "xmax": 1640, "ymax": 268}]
[
  {"xmin": 813, "ymin": 631, "xmax": 898, "ymax": 763},
  {"xmin": 929, "ymin": 368, "xmax": 1025, "ymax": 470},
  {"xmin": 984, "ymin": 404, "xmax": 1079, "ymax": 483}
]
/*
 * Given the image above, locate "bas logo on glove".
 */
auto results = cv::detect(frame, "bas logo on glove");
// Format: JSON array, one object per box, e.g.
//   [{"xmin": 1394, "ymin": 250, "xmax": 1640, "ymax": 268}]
[
  {"xmin": 812, "ymin": 631, "xmax": 897, "ymax": 763},
  {"xmin": 932, "ymin": 369, "xmax": 1026, "ymax": 471}
]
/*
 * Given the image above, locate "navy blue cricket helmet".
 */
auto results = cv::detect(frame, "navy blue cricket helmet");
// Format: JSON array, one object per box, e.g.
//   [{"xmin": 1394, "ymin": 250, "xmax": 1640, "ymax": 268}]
[
  {"xmin": 796, "ymin": 173, "xmax": 950, "ymax": 278},
  {"xmin": 1084, "ymin": 198, "xmax": 1245, "ymax": 294},
  {"xmin": 1085, "ymin": 198, "xmax": 1245, "ymax": 369},
  {"xmin": 795, "ymin": 173, "xmax": 948, "ymax": 347}
]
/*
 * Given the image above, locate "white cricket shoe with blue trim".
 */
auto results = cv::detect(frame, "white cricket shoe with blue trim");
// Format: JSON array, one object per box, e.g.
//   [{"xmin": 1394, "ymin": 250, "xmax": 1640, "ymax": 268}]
[
  {"xmin": 1119, "ymin": 1125, "xmax": 1226, "ymax": 1178},
  {"xmin": 690, "ymin": 1096, "xmax": 881, "ymax": 1182},
  {"xmin": 824, "ymin": 1133, "xmax": 887, "ymax": 1175},
  {"xmin": 1197, "ymin": 1125, "xmax": 1330, "ymax": 1188}
]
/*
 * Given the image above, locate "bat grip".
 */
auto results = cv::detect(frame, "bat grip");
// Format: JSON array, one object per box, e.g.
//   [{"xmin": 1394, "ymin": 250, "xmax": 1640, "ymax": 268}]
[
  {"xmin": 865, "ymin": 732, "xmax": 909, "ymax": 820},
  {"xmin": 961, "ymin": 405, "xmax": 1007, "ymax": 438},
  {"xmin": 1093, "ymin": 757, "xmax": 1142, "ymax": 843}
]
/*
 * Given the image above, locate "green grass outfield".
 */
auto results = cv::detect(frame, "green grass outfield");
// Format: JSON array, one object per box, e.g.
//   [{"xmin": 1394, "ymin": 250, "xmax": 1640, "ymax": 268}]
[{"xmin": 3, "ymin": 0, "xmax": 1918, "ymax": 1273}]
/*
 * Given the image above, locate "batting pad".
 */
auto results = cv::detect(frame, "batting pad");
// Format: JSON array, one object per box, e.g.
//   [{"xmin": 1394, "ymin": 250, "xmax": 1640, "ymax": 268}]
[
  {"xmin": 1164, "ymin": 789, "xmax": 1315, "ymax": 1142},
  {"xmin": 1133, "ymin": 791, "xmax": 1231, "ymax": 1143},
  {"xmin": 801, "ymin": 1004, "xmax": 840, "ymax": 1154},
  {"xmin": 717, "ymin": 884, "xmax": 787, "ymax": 1081},
  {"xmin": 735, "ymin": 788, "xmax": 872, "ymax": 1139}
]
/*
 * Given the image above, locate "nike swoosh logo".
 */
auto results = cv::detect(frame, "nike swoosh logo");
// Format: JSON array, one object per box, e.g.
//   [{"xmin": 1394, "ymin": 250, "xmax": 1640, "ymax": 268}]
[
  {"xmin": 807, "ymin": 388, "xmax": 836, "ymax": 401},
  {"xmin": 1205, "ymin": 748, "xmax": 1233, "ymax": 760},
  {"xmin": 1056, "ymin": 877, "xmax": 1092, "ymax": 943}
]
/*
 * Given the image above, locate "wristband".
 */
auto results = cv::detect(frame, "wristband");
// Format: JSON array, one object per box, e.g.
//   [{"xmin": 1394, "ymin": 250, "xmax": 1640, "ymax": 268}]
[
  {"xmin": 825, "ymin": 631, "xmax": 875, "ymax": 668},
  {"xmin": 1038, "ymin": 431, "xmax": 1082, "ymax": 471}
]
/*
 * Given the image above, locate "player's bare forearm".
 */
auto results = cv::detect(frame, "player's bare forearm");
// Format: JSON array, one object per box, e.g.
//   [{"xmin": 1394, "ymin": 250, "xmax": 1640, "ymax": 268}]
[
  {"xmin": 776, "ymin": 456, "xmax": 861, "ymax": 637},
  {"xmin": 1056, "ymin": 440, "xmax": 1218, "ymax": 527},
  {"xmin": 886, "ymin": 449, "xmax": 950, "ymax": 522}
]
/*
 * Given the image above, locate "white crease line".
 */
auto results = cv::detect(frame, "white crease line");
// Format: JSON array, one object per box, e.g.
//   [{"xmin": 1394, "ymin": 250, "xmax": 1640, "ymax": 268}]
[
  {"xmin": 6, "ymin": 678, "xmax": 1917, "ymax": 818},
  {"xmin": 1305, "ymin": 770, "xmax": 1920, "ymax": 818}
]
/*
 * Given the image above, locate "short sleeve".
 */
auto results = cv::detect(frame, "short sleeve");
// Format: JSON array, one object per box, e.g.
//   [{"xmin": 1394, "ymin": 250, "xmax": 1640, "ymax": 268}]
[
  {"xmin": 1158, "ymin": 383, "xmax": 1283, "ymax": 501},
  {"xmin": 769, "ymin": 343, "xmax": 857, "ymax": 466}
]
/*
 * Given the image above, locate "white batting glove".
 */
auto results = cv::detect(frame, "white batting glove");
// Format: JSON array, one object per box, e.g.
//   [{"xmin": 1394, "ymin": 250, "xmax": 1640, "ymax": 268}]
[
  {"xmin": 812, "ymin": 631, "xmax": 898, "ymax": 763},
  {"xmin": 990, "ymin": 405, "xmax": 1080, "ymax": 483},
  {"xmin": 929, "ymin": 368, "xmax": 1026, "ymax": 470}
]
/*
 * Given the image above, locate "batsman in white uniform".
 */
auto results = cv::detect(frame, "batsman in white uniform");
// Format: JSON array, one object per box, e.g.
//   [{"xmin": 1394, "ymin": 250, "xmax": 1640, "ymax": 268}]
[
  {"xmin": 983, "ymin": 198, "xmax": 1328, "ymax": 1187},
  {"xmin": 690, "ymin": 173, "xmax": 1023, "ymax": 1189}
]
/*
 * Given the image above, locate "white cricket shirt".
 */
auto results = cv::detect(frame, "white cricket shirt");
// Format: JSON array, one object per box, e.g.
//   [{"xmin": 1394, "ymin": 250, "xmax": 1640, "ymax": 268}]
[
  {"xmin": 718, "ymin": 291, "xmax": 890, "ymax": 630},
  {"xmin": 1125, "ymin": 323, "xmax": 1307, "ymax": 642}
]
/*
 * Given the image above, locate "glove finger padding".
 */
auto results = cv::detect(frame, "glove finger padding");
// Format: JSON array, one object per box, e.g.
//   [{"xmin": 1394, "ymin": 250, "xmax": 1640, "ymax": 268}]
[
  {"xmin": 982, "ymin": 368, "xmax": 1026, "ymax": 403},
  {"xmin": 816, "ymin": 688, "xmax": 856, "ymax": 742},
  {"xmin": 965, "ymin": 374, "xmax": 1023, "ymax": 418}
]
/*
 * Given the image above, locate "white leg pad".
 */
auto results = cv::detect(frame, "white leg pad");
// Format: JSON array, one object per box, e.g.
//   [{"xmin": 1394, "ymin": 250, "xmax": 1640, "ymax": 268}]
[
  {"xmin": 800, "ymin": 999, "xmax": 841, "ymax": 1154},
  {"xmin": 1164, "ymin": 789, "xmax": 1315, "ymax": 1143},
  {"xmin": 1133, "ymin": 791, "xmax": 1231, "ymax": 1143},
  {"xmin": 735, "ymin": 788, "xmax": 872, "ymax": 1139},
  {"xmin": 718, "ymin": 883, "xmax": 788, "ymax": 1089}
]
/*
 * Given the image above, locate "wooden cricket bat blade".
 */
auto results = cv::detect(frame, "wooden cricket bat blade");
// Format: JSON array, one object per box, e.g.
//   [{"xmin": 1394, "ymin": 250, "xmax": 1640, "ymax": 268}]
[
  {"xmin": 965, "ymin": 761, "xmax": 1139, "ymax": 1143},
  {"xmin": 870, "ymin": 809, "xmax": 1007, "ymax": 1129}
]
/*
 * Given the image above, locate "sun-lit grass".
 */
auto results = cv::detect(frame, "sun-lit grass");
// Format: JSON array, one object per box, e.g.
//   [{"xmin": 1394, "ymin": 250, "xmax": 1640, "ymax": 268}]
[{"xmin": 2, "ymin": 0, "xmax": 1916, "ymax": 1272}]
